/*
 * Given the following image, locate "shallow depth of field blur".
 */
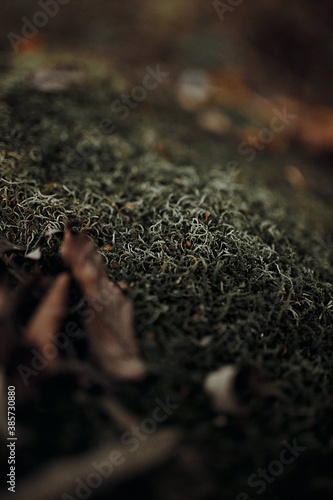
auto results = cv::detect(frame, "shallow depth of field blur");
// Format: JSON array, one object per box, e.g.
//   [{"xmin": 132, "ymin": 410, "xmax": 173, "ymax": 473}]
[
  {"xmin": 1, "ymin": 2, "xmax": 333, "ymax": 500},
  {"xmin": 1, "ymin": 0, "xmax": 333, "ymax": 205}
]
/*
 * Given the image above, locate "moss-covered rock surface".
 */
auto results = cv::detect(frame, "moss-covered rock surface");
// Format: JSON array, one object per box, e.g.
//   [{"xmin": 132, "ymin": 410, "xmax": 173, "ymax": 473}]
[{"xmin": 0, "ymin": 53, "xmax": 333, "ymax": 500}]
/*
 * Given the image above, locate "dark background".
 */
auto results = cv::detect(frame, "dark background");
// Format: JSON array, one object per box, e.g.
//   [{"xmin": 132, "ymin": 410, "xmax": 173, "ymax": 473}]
[
  {"xmin": 1, "ymin": 0, "xmax": 333, "ymax": 205},
  {"xmin": 1, "ymin": 0, "xmax": 333, "ymax": 105}
]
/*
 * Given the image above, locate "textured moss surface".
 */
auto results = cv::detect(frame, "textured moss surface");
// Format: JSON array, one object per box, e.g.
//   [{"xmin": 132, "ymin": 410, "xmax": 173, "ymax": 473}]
[{"xmin": 1, "ymin": 53, "xmax": 333, "ymax": 500}]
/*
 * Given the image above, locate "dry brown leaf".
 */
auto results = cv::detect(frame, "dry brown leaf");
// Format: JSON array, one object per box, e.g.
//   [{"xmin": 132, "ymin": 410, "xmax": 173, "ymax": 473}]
[
  {"xmin": 25, "ymin": 273, "xmax": 70, "ymax": 370},
  {"xmin": 60, "ymin": 230, "xmax": 146, "ymax": 381},
  {"xmin": 269, "ymin": 96, "xmax": 333, "ymax": 153}
]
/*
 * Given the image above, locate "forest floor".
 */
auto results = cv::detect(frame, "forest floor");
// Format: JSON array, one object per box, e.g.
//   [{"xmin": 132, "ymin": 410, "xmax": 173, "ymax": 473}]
[{"xmin": 0, "ymin": 50, "xmax": 333, "ymax": 500}]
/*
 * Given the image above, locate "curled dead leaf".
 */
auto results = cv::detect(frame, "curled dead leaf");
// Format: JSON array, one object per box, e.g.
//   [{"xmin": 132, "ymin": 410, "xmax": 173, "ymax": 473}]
[
  {"xmin": 25, "ymin": 273, "xmax": 70, "ymax": 370},
  {"xmin": 60, "ymin": 229, "xmax": 146, "ymax": 381}
]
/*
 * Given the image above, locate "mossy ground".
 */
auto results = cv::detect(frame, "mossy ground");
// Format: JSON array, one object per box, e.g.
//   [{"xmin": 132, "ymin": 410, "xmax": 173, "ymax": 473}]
[{"xmin": 1, "ymin": 53, "xmax": 333, "ymax": 500}]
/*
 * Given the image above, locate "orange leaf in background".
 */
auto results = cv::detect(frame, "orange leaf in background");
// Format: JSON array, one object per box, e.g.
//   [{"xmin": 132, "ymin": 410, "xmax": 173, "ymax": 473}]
[
  {"xmin": 210, "ymin": 66, "xmax": 254, "ymax": 110},
  {"xmin": 19, "ymin": 34, "xmax": 47, "ymax": 53},
  {"xmin": 296, "ymin": 105, "xmax": 333, "ymax": 152}
]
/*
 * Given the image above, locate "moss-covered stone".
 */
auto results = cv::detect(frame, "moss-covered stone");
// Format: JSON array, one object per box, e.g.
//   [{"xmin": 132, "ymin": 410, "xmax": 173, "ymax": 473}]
[{"xmin": 1, "ymin": 52, "xmax": 332, "ymax": 500}]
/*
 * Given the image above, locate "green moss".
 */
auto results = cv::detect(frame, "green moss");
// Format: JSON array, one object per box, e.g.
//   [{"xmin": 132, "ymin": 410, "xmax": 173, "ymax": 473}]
[{"xmin": 1, "ymin": 53, "xmax": 333, "ymax": 499}]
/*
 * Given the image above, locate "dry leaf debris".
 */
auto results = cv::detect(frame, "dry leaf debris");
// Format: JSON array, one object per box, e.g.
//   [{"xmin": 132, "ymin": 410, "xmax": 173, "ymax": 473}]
[
  {"xmin": 25, "ymin": 273, "xmax": 70, "ymax": 371},
  {"xmin": 0, "ymin": 229, "xmax": 146, "ymax": 387},
  {"xmin": 60, "ymin": 229, "xmax": 146, "ymax": 381}
]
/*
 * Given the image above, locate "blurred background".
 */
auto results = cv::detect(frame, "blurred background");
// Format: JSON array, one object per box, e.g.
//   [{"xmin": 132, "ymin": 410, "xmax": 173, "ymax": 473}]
[
  {"xmin": 1, "ymin": 0, "xmax": 333, "ymax": 103},
  {"xmin": 1, "ymin": 0, "xmax": 333, "ymax": 204}
]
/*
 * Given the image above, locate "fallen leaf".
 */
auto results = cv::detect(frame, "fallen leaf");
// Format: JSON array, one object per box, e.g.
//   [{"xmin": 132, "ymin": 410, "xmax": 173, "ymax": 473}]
[
  {"xmin": 25, "ymin": 273, "xmax": 70, "ymax": 370},
  {"xmin": 60, "ymin": 229, "xmax": 146, "ymax": 381},
  {"xmin": 296, "ymin": 104, "xmax": 333, "ymax": 152}
]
